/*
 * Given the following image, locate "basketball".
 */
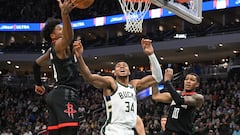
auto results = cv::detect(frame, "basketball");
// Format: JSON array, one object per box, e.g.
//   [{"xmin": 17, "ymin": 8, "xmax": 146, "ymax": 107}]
[
  {"xmin": 175, "ymin": 0, "xmax": 191, "ymax": 3},
  {"xmin": 72, "ymin": 0, "xmax": 94, "ymax": 9}
]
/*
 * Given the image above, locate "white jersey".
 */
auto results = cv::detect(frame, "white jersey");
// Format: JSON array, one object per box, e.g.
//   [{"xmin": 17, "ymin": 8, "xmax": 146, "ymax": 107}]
[{"xmin": 101, "ymin": 81, "xmax": 137, "ymax": 135}]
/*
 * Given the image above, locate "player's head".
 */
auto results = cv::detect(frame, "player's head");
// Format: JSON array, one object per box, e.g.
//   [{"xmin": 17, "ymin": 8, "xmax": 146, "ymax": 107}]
[
  {"xmin": 184, "ymin": 73, "xmax": 200, "ymax": 91},
  {"xmin": 114, "ymin": 61, "xmax": 130, "ymax": 77},
  {"xmin": 41, "ymin": 18, "xmax": 62, "ymax": 43}
]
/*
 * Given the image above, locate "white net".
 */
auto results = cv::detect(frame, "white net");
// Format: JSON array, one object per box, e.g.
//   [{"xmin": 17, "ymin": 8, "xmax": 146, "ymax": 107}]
[{"xmin": 118, "ymin": 0, "xmax": 151, "ymax": 33}]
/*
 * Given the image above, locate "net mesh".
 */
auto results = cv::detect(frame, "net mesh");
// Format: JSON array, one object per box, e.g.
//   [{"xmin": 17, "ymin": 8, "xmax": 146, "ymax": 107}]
[{"xmin": 118, "ymin": 0, "xmax": 151, "ymax": 33}]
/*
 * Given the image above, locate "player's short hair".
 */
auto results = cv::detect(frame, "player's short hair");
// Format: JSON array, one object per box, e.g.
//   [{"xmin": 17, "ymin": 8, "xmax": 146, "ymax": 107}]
[
  {"xmin": 187, "ymin": 73, "xmax": 200, "ymax": 83},
  {"xmin": 41, "ymin": 18, "xmax": 61, "ymax": 43},
  {"xmin": 115, "ymin": 60, "xmax": 129, "ymax": 68}
]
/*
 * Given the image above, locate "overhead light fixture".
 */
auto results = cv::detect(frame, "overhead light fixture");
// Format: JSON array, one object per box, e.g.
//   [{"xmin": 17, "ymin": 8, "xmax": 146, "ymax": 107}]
[
  {"xmin": 15, "ymin": 65, "xmax": 20, "ymax": 69},
  {"xmin": 235, "ymin": 18, "xmax": 239, "ymax": 23},
  {"xmin": 176, "ymin": 47, "xmax": 184, "ymax": 52},
  {"xmin": 158, "ymin": 25, "xmax": 164, "ymax": 31},
  {"xmin": 194, "ymin": 53, "xmax": 199, "ymax": 57},
  {"xmin": 6, "ymin": 60, "xmax": 11, "ymax": 65},
  {"xmin": 218, "ymin": 43, "xmax": 223, "ymax": 47},
  {"xmin": 233, "ymin": 50, "xmax": 239, "ymax": 54}
]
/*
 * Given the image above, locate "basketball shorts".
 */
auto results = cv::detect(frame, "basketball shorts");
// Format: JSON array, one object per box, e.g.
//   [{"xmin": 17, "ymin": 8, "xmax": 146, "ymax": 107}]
[
  {"xmin": 100, "ymin": 124, "xmax": 135, "ymax": 135},
  {"xmin": 45, "ymin": 85, "xmax": 79, "ymax": 130}
]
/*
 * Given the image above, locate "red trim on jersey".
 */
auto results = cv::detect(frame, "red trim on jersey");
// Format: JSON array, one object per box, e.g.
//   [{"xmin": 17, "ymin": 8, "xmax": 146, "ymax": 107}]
[
  {"xmin": 47, "ymin": 122, "xmax": 78, "ymax": 130},
  {"xmin": 181, "ymin": 91, "xmax": 197, "ymax": 96}
]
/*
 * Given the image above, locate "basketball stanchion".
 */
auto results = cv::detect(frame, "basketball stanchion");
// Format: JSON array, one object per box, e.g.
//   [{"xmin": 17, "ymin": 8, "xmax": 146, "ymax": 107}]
[
  {"xmin": 151, "ymin": 0, "xmax": 203, "ymax": 24},
  {"xmin": 118, "ymin": 0, "xmax": 151, "ymax": 33}
]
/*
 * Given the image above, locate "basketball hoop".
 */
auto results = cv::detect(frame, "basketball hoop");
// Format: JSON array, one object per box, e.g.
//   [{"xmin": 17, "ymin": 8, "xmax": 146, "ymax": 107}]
[{"xmin": 118, "ymin": 0, "xmax": 151, "ymax": 33}]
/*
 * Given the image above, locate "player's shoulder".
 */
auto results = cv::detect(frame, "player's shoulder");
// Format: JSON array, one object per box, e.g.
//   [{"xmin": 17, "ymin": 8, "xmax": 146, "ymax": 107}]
[
  {"xmin": 194, "ymin": 93, "xmax": 204, "ymax": 100},
  {"xmin": 129, "ymin": 79, "xmax": 140, "ymax": 87}
]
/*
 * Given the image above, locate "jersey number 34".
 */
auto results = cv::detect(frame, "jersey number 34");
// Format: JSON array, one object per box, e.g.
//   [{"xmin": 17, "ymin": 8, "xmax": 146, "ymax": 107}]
[{"xmin": 125, "ymin": 101, "xmax": 134, "ymax": 112}]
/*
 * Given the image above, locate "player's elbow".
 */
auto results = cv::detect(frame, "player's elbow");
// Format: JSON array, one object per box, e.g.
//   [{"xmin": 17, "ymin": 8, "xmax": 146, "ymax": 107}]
[{"xmin": 151, "ymin": 94, "xmax": 159, "ymax": 101}]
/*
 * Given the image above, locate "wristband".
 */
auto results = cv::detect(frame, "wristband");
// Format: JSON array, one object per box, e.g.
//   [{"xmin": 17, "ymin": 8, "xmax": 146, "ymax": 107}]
[{"xmin": 33, "ymin": 61, "xmax": 42, "ymax": 86}]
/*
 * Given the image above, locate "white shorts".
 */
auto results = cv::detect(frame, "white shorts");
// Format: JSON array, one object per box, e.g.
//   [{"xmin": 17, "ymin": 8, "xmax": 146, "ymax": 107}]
[{"xmin": 100, "ymin": 124, "xmax": 135, "ymax": 135}]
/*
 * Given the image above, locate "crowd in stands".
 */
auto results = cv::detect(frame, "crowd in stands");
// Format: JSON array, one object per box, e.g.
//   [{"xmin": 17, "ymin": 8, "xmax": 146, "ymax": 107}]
[
  {"xmin": 0, "ymin": 0, "xmax": 225, "ymax": 23},
  {"xmin": 1, "ymin": 0, "xmax": 240, "ymax": 54},
  {"xmin": 0, "ymin": 0, "xmax": 122, "ymax": 23},
  {"xmin": 0, "ymin": 64, "xmax": 239, "ymax": 135}
]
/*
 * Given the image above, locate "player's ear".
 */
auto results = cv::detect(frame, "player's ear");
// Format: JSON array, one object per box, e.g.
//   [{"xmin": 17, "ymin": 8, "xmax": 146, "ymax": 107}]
[
  {"xmin": 195, "ymin": 82, "xmax": 200, "ymax": 88},
  {"xmin": 50, "ymin": 33, "xmax": 55, "ymax": 40},
  {"xmin": 113, "ymin": 70, "xmax": 116, "ymax": 77},
  {"xmin": 128, "ymin": 71, "xmax": 131, "ymax": 76}
]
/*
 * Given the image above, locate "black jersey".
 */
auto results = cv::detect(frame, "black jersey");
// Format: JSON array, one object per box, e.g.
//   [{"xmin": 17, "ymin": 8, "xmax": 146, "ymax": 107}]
[
  {"xmin": 165, "ymin": 92, "xmax": 197, "ymax": 135},
  {"xmin": 50, "ymin": 44, "xmax": 80, "ymax": 89}
]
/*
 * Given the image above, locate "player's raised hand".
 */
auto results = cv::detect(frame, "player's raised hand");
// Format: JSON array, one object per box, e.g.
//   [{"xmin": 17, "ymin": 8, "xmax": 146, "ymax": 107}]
[
  {"xmin": 141, "ymin": 38, "xmax": 154, "ymax": 55},
  {"xmin": 73, "ymin": 40, "xmax": 83, "ymax": 58},
  {"xmin": 35, "ymin": 85, "xmax": 45, "ymax": 95},
  {"xmin": 164, "ymin": 68, "xmax": 173, "ymax": 81}
]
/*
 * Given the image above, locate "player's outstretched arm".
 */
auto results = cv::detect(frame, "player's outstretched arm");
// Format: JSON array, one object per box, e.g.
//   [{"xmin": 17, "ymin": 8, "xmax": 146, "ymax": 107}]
[
  {"xmin": 73, "ymin": 40, "xmax": 113, "ymax": 89},
  {"xmin": 55, "ymin": 0, "xmax": 75, "ymax": 51},
  {"xmin": 151, "ymin": 84, "xmax": 172, "ymax": 103},
  {"xmin": 132, "ymin": 38, "xmax": 163, "ymax": 91}
]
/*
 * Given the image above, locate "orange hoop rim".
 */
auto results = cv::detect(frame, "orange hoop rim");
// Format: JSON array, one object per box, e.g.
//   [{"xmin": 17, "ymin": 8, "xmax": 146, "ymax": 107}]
[{"xmin": 125, "ymin": 0, "xmax": 150, "ymax": 3}]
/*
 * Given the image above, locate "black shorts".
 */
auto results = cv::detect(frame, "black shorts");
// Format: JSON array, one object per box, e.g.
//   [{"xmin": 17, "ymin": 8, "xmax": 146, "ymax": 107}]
[{"xmin": 45, "ymin": 85, "xmax": 79, "ymax": 130}]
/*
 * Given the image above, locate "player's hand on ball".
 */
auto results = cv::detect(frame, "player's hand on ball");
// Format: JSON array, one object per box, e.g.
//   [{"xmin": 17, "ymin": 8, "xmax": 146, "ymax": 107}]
[
  {"xmin": 57, "ymin": 0, "xmax": 75, "ymax": 15},
  {"xmin": 35, "ymin": 85, "xmax": 46, "ymax": 95}
]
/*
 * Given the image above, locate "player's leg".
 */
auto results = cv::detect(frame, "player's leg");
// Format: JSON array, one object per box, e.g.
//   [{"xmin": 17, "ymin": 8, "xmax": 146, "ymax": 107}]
[
  {"xmin": 59, "ymin": 127, "xmax": 78, "ymax": 135},
  {"xmin": 45, "ymin": 89, "xmax": 60, "ymax": 135},
  {"xmin": 54, "ymin": 87, "xmax": 79, "ymax": 134}
]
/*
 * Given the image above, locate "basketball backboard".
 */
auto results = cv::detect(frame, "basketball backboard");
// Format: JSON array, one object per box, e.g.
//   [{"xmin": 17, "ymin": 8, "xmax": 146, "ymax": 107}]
[{"xmin": 151, "ymin": 0, "xmax": 203, "ymax": 24}]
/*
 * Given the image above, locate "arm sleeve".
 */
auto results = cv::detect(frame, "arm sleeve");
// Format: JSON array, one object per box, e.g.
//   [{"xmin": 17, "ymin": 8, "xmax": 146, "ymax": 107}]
[
  {"xmin": 148, "ymin": 53, "xmax": 163, "ymax": 83},
  {"xmin": 165, "ymin": 81, "xmax": 184, "ymax": 105},
  {"xmin": 32, "ymin": 61, "xmax": 42, "ymax": 86}
]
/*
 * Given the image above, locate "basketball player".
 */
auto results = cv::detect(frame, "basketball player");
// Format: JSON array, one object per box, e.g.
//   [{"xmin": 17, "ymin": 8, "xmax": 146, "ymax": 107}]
[
  {"xmin": 152, "ymin": 68, "xmax": 204, "ymax": 135},
  {"xmin": 32, "ymin": 0, "xmax": 80, "ymax": 135},
  {"xmin": 73, "ymin": 38, "xmax": 163, "ymax": 135}
]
